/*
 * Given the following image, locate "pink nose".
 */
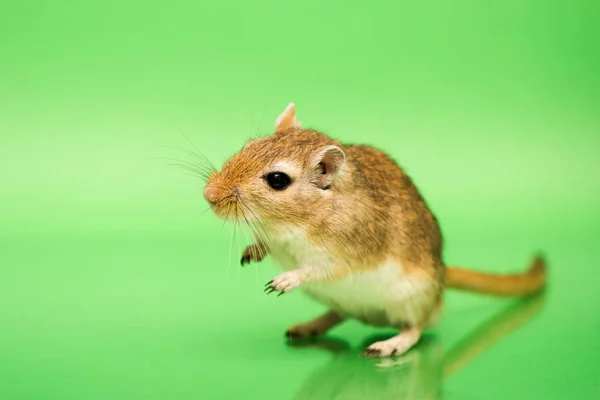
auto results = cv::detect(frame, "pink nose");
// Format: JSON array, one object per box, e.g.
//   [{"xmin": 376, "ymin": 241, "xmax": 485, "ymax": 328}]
[{"xmin": 203, "ymin": 184, "xmax": 218, "ymax": 204}]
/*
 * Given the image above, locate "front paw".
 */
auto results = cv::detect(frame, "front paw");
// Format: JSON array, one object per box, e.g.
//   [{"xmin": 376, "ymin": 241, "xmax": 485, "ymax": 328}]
[
  {"xmin": 265, "ymin": 271, "xmax": 301, "ymax": 296},
  {"xmin": 240, "ymin": 244, "xmax": 266, "ymax": 266}
]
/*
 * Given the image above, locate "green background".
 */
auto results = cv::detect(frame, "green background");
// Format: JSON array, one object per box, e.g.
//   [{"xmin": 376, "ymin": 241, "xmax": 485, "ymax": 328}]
[{"xmin": 1, "ymin": 1, "xmax": 599, "ymax": 399}]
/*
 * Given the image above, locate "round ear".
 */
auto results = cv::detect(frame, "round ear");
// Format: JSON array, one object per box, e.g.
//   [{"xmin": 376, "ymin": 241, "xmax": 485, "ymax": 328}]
[
  {"xmin": 275, "ymin": 103, "xmax": 302, "ymax": 133},
  {"xmin": 310, "ymin": 145, "xmax": 346, "ymax": 189}
]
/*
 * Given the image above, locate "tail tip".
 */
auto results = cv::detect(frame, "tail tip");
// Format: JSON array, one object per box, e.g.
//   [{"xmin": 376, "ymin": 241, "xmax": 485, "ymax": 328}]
[
  {"xmin": 529, "ymin": 253, "xmax": 548, "ymax": 293},
  {"xmin": 530, "ymin": 253, "xmax": 547, "ymax": 273}
]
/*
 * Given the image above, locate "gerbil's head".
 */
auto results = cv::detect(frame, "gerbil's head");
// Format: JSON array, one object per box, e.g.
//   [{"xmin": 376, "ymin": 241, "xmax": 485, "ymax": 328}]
[{"xmin": 203, "ymin": 103, "xmax": 346, "ymax": 228}]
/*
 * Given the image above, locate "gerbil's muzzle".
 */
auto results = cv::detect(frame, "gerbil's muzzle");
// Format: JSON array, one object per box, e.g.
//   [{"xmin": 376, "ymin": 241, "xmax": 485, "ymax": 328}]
[
  {"xmin": 204, "ymin": 182, "xmax": 225, "ymax": 204},
  {"xmin": 203, "ymin": 181, "xmax": 238, "ymax": 218}
]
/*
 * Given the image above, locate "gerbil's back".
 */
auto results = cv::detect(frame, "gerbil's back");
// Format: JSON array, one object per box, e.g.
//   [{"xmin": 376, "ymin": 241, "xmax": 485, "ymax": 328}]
[{"xmin": 343, "ymin": 144, "xmax": 443, "ymax": 264}]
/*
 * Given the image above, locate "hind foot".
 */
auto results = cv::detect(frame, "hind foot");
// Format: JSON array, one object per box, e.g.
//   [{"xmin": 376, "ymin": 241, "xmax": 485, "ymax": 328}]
[
  {"xmin": 362, "ymin": 327, "xmax": 421, "ymax": 358},
  {"xmin": 286, "ymin": 310, "xmax": 344, "ymax": 339}
]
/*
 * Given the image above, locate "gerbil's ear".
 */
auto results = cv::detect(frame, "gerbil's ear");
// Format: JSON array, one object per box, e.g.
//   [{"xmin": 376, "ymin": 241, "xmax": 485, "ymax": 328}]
[
  {"xmin": 310, "ymin": 145, "xmax": 346, "ymax": 189},
  {"xmin": 275, "ymin": 102, "xmax": 302, "ymax": 133}
]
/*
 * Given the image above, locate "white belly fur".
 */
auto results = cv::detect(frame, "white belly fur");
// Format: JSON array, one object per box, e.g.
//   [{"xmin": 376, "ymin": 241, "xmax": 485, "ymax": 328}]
[
  {"xmin": 270, "ymin": 241, "xmax": 434, "ymax": 327},
  {"xmin": 305, "ymin": 261, "xmax": 433, "ymax": 326}
]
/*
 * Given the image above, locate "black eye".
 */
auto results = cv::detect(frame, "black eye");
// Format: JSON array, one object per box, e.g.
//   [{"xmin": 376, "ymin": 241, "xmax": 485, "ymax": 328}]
[{"xmin": 265, "ymin": 172, "xmax": 291, "ymax": 190}]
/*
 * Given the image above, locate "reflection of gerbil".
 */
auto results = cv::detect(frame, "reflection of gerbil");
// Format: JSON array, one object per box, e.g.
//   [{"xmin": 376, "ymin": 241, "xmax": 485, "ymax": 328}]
[
  {"xmin": 203, "ymin": 103, "xmax": 547, "ymax": 357},
  {"xmin": 288, "ymin": 292, "xmax": 546, "ymax": 400}
]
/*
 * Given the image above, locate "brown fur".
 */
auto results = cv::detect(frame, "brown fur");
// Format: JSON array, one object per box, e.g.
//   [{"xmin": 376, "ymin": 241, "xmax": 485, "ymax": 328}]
[
  {"xmin": 445, "ymin": 256, "xmax": 546, "ymax": 296},
  {"xmin": 206, "ymin": 126, "xmax": 446, "ymax": 327},
  {"xmin": 203, "ymin": 105, "xmax": 547, "ymax": 356},
  {"xmin": 209, "ymin": 128, "xmax": 442, "ymax": 270},
  {"xmin": 206, "ymin": 124, "xmax": 545, "ymax": 294}
]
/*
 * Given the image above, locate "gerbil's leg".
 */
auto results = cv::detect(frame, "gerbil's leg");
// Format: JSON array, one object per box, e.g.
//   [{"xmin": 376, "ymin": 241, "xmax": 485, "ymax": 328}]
[
  {"xmin": 240, "ymin": 242, "xmax": 267, "ymax": 266},
  {"xmin": 265, "ymin": 265, "xmax": 347, "ymax": 295},
  {"xmin": 362, "ymin": 326, "xmax": 422, "ymax": 358},
  {"xmin": 286, "ymin": 310, "xmax": 345, "ymax": 339}
]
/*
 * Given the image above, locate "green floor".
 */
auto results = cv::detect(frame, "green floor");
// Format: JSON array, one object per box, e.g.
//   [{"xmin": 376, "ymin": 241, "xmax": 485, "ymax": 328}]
[
  {"xmin": 1, "ymin": 1, "xmax": 599, "ymax": 399},
  {"xmin": 1, "ymin": 233, "xmax": 599, "ymax": 399}
]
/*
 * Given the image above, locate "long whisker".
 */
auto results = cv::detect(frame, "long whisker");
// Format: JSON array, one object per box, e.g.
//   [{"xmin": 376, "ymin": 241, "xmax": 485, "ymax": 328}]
[
  {"xmin": 238, "ymin": 206, "xmax": 262, "ymax": 243},
  {"xmin": 247, "ymin": 217, "xmax": 270, "ymax": 252},
  {"xmin": 236, "ymin": 205, "xmax": 253, "ymax": 244},
  {"xmin": 158, "ymin": 144, "xmax": 217, "ymax": 175},
  {"xmin": 158, "ymin": 156, "xmax": 214, "ymax": 175},
  {"xmin": 200, "ymin": 195, "xmax": 234, "ymax": 216},
  {"xmin": 166, "ymin": 163, "xmax": 212, "ymax": 181},
  {"xmin": 158, "ymin": 144, "xmax": 217, "ymax": 185},
  {"xmin": 235, "ymin": 202, "xmax": 250, "ymax": 242},
  {"xmin": 152, "ymin": 152, "xmax": 212, "ymax": 177},
  {"xmin": 225, "ymin": 200, "xmax": 235, "ymax": 276},
  {"xmin": 250, "ymin": 219, "xmax": 273, "ymax": 250},
  {"xmin": 237, "ymin": 207, "xmax": 255, "ymax": 263},
  {"xmin": 237, "ymin": 200, "xmax": 264, "ymax": 233},
  {"xmin": 252, "ymin": 212, "xmax": 273, "ymax": 247},
  {"xmin": 234, "ymin": 203, "xmax": 244, "ymax": 283},
  {"xmin": 238, "ymin": 201, "xmax": 270, "ymax": 246},
  {"xmin": 237, "ymin": 206, "xmax": 263, "ymax": 286},
  {"xmin": 178, "ymin": 171, "xmax": 208, "ymax": 181},
  {"xmin": 159, "ymin": 158, "xmax": 212, "ymax": 180},
  {"xmin": 240, "ymin": 209, "xmax": 264, "ymax": 263},
  {"xmin": 176, "ymin": 128, "xmax": 218, "ymax": 173},
  {"xmin": 242, "ymin": 215, "xmax": 262, "ymax": 250}
]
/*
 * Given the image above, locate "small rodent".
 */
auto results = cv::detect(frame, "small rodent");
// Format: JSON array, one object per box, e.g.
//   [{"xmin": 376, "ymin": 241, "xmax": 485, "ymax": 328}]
[{"xmin": 203, "ymin": 103, "xmax": 547, "ymax": 357}]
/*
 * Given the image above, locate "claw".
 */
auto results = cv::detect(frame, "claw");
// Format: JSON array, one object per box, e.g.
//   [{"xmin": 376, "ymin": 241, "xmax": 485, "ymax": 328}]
[{"xmin": 361, "ymin": 348, "xmax": 382, "ymax": 358}]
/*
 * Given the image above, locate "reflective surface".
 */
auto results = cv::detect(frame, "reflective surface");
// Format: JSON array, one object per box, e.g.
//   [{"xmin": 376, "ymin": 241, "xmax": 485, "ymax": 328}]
[
  {"xmin": 1, "ymin": 1, "xmax": 599, "ymax": 399},
  {"xmin": 1, "ymin": 236, "xmax": 598, "ymax": 399}
]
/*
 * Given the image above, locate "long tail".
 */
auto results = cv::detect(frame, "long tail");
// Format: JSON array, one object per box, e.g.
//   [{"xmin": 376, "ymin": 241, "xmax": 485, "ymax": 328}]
[{"xmin": 444, "ymin": 255, "xmax": 547, "ymax": 296}]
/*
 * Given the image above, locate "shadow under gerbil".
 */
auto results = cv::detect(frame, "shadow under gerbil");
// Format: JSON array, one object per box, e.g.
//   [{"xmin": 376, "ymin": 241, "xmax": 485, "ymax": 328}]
[{"xmin": 287, "ymin": 291, "xmax": 546, "ymax": 400}]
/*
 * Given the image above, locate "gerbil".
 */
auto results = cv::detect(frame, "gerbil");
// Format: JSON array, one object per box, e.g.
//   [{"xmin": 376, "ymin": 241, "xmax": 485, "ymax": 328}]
[{"xmin": 202, "ymin": 103, "xmax": 547, "ymax": 357}]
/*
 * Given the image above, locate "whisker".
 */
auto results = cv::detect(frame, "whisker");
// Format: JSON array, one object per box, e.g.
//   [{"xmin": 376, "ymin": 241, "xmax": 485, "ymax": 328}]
[
  {"xmin": 178, "ymin": 171, "xmax": 207, "ymax": 181},
  {"xmin": 169, "ymin": 165, "xmax": 211, "ymax": 181},
  {"xmin": 238, "ymin": 209, "xmax": 255, "ymax": 266},
  {"xmin": 244, "ymin": 219, "xmax": 262, "ymax": 252},
  {"xmin": 200, "ymin": 195, "xmax": 234, "ymax": 217},
  {"xmin": 251, "ymin": 220, "xmax": 273, "ymax": 250},
  {"xmin": 235, "ymin": 203, "xmax": 251, "ymax": 242},
  {"xmin": 237, "ymin": 208, "xmax": 262, "ymax": 286},
  {"xmin": 225, "ymin": 201, "xmax": 235, "ymax": 277},
  {"xmin": 252, "ymin": 220, "xmax": 273, "ymax": 247},
  {"xmin": 163, "ymin": 161, "xmax": 211, "ymax": 181},
  {"xmin": 157, "ymin": 149, "xmax": 217, "ymax": 186},
  {"xmin": 237, "ymin": 200, "xmax": 264, "ymax": 231},
  {"xmin": 236, "ymin": 207, "xmax": 253, "ymax": 245},
  {"xmin": 234, "ymin": 203, "xmax": 243, "ymax": 283},
  {"xmin": 158, "ymin": 144, "xmax": 217, "ymax": 174},
  {"xmin": 151, "ymin": 152, "xmax": 210, "ymax": 176},
  {"xmin": 242, "ymin": 213, "xmax": 264, "ymax": 264},
  {"xmin": 238, "ymin": 209, "xmax": 261, "ymax": 242},
  {"xmin": 159, "ymin": 156, "xmax": 214, "ymax": 175},
  {"xmin": 176, "ymin": 127, "xmax": 218, "ymax": 173},
  {"xmin": 238, "ymin": 201, "xmax": 270, "ymax": 247},
  {"xmin": 247, "ymin": 220, "xmax": 269, "ymax": 254}
]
